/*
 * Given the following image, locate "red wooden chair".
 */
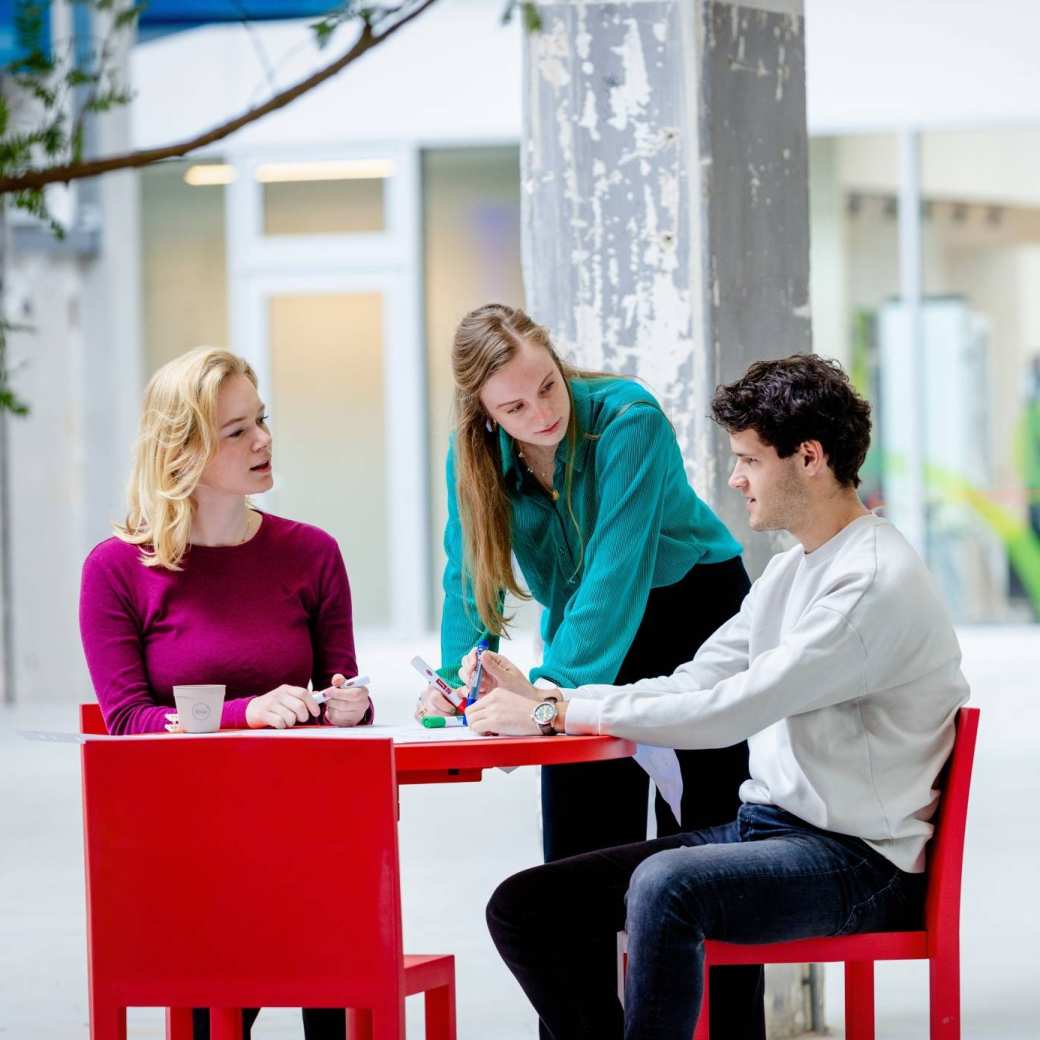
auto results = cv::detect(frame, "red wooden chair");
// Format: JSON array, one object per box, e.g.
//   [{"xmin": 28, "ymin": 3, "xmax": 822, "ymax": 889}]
[
  {"xmin": 693, "ymin": 706, "xmax": 980, "ymax": 1040},
  {"xmin": 79, "ymin": 704, "xmax": 456, "ymax": 1040}
]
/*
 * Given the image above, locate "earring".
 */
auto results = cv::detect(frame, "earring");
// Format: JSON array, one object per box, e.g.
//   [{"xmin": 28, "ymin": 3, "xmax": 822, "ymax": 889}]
[{"xmin": 485, "ymin": 417, "xmax": 496, "ymax": 433}]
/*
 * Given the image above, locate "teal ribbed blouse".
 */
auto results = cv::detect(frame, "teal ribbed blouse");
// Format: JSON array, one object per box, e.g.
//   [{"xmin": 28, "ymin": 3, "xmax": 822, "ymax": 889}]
[{"xmin": 439, "ymin": 378, "xmax": 742, "ymax": 689}]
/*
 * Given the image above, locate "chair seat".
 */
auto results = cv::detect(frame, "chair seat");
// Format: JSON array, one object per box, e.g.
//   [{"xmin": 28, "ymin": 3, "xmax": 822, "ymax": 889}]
[
  {"xmin": 705, "ymin": 930, "xmax": 928, "ymax": 966},
  {"xmin": 403, "ymin": 954, "xmax": 455, "ymax": 996}
]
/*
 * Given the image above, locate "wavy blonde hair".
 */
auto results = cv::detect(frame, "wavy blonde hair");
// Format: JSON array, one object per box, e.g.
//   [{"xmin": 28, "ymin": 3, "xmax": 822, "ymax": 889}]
[
  {"xmin": 115, "ymin": 348, "xmax": 258, "ymax": 570},
  {"xmin": 452, "ymin": 304, "xmax": 614, "ymax": 636}
]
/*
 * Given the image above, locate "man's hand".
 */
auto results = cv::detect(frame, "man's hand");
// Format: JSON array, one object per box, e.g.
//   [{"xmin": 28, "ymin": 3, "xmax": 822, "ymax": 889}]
[
  {"xmin": 322, "ymin": 674, "xmax": 372, "ymax": 727},
  {"xmin": 246, "ymin": 685, "xmax": 319, "ymax": 729},
  {"xmin": 466, "ymin": 687, "xmax": 542, "ymax": 736}
]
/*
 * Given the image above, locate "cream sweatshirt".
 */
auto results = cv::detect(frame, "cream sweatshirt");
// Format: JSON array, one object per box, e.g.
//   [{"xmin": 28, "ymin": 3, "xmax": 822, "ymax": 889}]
[{"xmin": 563, "ymin": 514, "xmax": 969, "ymax": 872}]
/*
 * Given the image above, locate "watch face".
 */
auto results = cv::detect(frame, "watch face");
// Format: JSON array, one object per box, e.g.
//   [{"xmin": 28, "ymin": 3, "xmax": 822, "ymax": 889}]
[{"xmin": 532, "ymin": 701, "xmax": 557, "ymax": 725}]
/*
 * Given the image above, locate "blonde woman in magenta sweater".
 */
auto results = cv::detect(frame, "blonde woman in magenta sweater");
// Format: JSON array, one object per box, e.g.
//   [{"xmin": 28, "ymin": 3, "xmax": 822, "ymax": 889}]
[
  {"xmin": 418, "ymin": 304, "xmax": 762, "ymax": 1040},
  {"xmin": 78, "ymin": 348, "xmax": 368, "ymax": 1037}
]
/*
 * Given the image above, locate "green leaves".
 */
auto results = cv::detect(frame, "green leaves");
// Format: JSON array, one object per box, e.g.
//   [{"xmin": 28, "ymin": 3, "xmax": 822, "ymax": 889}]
[
  {"xmin": 83, "ymin": 86, "xmax": 134, "ymax": 114},
  {"xmin": 0, "ymin": 0, "xmax": 137, "ymax": 233},
  {"xmin": 114, "ymin": 1, "xmax": 146, "ymax": 29},
  {"xmin": 0, "ymin": 317, "xmax": 31, "ymax": 417},
  {"xmin": 501, "ymin": 1, "xmax": 542, "ymax": 32},
  {"xmin": 310, "ymin": 0, "xmax": 376, "ymax": 50},
  {"xmin": 0, "ymin": 387, "xmax": 31, "ymax": 418}
]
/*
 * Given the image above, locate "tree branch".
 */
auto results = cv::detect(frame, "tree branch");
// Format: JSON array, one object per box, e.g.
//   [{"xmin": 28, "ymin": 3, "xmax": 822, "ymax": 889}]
[{"xmin": 0, "ymin": 0, "xmax": 440, "ymax": 194}]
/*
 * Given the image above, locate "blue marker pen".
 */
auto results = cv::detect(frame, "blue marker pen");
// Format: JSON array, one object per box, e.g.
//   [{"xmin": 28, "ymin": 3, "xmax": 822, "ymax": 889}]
[{"xmin": 463, "ymin": 639, "xmax": 490, "ymax": 726}]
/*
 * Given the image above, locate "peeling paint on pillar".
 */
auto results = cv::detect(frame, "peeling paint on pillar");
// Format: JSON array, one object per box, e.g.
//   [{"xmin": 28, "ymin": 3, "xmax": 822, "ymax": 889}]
[{"xmin": 522, "ymin": 0, "xmax": 811, "ymax": 578}]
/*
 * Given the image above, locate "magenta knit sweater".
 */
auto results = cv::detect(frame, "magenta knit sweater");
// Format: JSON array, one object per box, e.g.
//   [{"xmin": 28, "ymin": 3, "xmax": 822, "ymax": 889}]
[{"xmin": 79, "ymin": 512, "xmax": 358, "ymax": 735}]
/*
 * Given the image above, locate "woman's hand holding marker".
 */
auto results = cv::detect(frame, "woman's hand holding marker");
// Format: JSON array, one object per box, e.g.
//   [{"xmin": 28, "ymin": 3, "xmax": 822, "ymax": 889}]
[
  {"xmin": 245, "ymin": 684, "xmax": 320, "ymax": 729},
  {"xmin": 321, "ymin": 674, "xmax": 372, "ymax": 727},
  {"xmin": 458, "ymin": 646, "xmax": 496, "ymax": 696},
  {"xmin": 471, "ymin": 652, "xmax": 540, "ymax": 701},
  {"xmin": 416, "ymin": 683, "xmax": 459, "ymax": 719},
  {"xmin": 412, "ymin": 656, "xmax": 467, "ymax": 720}
]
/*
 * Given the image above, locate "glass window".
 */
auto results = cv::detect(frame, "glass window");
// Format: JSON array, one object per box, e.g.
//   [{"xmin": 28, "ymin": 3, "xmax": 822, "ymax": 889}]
[
  {"xmin": 809, "ymin": 133, "xmax": 901, "ymax": 520},
  {"xmin": 917, "ymin": 128, "xmax": 1040, "ymax": 622},
  {"xmin": 261, "ymin": 161, "xmax": 388, "ymax": 235},
  {"xmin": 810, "ymin": 129, "xmax": 1040, "ymax": 624},
  {"xmin": 141, "ymin": 160, "xmax": 229, "ymax": 371},
  {"xmin": 268, "ymin": 291, "xmax": 390, "ymax": 627},
  {"xmin": 422, "ymin": 147, "xmax": 526, "ymax": 624}
]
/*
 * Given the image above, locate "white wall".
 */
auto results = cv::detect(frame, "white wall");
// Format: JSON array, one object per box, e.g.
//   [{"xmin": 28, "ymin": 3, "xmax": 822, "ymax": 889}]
[
  {"xmin": 6, "ymin": 255, "xmax": 91, "ymax": 702},
  {"xmin": 805, "ymin": 0, "xmax": 1040, "ymax": 133},
  {"xmin": 131, "ymin": 0, "xmax": 523, "ymax": 153},
  {"xmin": 130, "ymin": 0, "xmax": 1040, "ymax": 155},
  {"xmin": 837, "ymin": 131, "xmax": 1040, "ymax": 208}
]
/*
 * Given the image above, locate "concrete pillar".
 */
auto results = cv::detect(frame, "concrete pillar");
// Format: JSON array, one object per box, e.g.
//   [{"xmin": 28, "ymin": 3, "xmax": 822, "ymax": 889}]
[
  {"xmin": 522, "ymin": 0, "xmax": 811, "ymax": 578},
  {"xmin": 521, "ymin": 1, "xmax": 817, "ymax": 1032}
]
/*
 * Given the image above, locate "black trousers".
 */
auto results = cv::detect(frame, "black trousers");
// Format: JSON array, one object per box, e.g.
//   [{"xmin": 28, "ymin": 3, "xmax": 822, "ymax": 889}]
[
  {"xmin": 539, "ymin": 555, "xmax": 765, "ymax": 1040},
  {"xmin": 192, "ymin": 1006, "xmax": 344, "ymax": 1038}
]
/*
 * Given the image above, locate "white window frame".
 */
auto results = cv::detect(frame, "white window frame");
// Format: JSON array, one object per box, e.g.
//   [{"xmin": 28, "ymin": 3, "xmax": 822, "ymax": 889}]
[{"xmin": 224, "ymin": 141, "xmax": 428, "ymax": 635}]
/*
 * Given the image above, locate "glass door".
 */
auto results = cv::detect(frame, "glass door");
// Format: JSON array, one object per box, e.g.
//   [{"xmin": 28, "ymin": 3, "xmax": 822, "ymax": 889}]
[
  {"xmin": 267, "ymin": 290, "xmax": 390, "ymax": 626},
  {"xmin": 226, "ymin": 143, "xmax": 427, "ymax": 634}
]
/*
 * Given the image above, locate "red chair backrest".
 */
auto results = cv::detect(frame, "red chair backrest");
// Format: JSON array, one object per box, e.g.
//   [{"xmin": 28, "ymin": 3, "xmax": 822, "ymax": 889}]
[
  {"xmin": 81, "ymin": 734, "xmax": 405, "ymax": 1011},
  {"xmin": 80, "ymin": 702, "xmax": 107, "ymax": 735},
  {"xmin": 923, "ymin": 706, "xmax": 980, "ymax": 951}
]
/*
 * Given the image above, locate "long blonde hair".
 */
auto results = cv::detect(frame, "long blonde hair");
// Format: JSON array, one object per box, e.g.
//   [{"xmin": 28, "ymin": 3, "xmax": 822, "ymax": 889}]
[
  {"xmin": 115, "ymin": 348, "xmax": 258, "ymax": 570},
  {"xmin": 452, "ymin": 304, "xmax": 612, "ymax": 636}
]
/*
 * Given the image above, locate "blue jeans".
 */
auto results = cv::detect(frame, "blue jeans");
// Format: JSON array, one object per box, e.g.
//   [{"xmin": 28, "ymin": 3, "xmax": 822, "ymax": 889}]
[{"xmin": 487, "ymin": 803, "xmax": 925, "ymax": 1040}]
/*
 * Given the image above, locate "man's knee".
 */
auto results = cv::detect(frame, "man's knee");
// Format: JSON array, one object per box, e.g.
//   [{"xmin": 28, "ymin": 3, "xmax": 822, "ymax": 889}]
[
  {"xmin": 486, "ymin": 864, "xmax": 544, "ymax": 948},
  {"xmin": 626, "ymin": 849, "xmax": 710, "ymax": 937}
]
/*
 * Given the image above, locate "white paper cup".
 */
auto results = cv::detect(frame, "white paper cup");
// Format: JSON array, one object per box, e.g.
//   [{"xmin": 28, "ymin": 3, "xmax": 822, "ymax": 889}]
[{"xmin": 172, "ymin": 684, "xmax": 225, "ymax": 733}]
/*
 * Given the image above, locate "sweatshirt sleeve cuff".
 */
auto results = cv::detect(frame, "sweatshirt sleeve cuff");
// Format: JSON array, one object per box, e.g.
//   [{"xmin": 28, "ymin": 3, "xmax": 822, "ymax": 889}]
[
  {"xmin": 220, "ymin": 696, "xmax": 253, "ymax": 730},
  {"xmin": 563, "ymin": 697, "xmax": 601, "ymax": 735}
]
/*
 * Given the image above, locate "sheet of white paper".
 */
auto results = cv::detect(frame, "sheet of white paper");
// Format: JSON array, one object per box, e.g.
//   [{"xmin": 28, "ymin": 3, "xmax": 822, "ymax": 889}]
[
  {"xmin": 19, "ymin": 721, "xmax": 502, "ymax": 745},
  {"xmin": 633, "ymin": 744, "xmax": 683, "ymax": 826},
  {"xmin": 366, "ymin": 723, "xmax": 492, "ymax": 743},
  {"xmin": 19, "ymin": 729, "xmax": 91, "ymax": 744}
]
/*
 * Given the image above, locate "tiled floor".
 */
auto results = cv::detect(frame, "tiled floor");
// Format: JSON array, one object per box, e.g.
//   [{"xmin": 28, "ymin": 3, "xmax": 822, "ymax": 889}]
[{"xmin": 1, "ymin": 626, "xmax": 1036, "ymax": 1038}]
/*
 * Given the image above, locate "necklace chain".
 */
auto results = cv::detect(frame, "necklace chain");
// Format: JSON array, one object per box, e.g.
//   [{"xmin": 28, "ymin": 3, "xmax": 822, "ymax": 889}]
[{"xmin": 518, "ymin": 447, "xmax": 559, "ymax": 501}]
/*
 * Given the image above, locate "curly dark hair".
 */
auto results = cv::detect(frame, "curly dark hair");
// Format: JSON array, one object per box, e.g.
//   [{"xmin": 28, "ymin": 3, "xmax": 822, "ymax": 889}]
[{"xmin": 710, "ymin": 354, "xmax": 872, "ymax": 488}]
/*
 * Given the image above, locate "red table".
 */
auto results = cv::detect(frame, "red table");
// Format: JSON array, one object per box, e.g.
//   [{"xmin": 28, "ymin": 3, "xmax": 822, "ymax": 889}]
[
  {"xmin": 78, "ymin": 703, "xmax": 634, "ymax": 785},
  {"xmin": 393, "ymin": 733, "xmax": 636, "ymax": 785}
]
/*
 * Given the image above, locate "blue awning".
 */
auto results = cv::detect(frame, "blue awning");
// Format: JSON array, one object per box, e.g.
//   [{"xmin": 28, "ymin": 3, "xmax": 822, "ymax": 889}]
[
  {"xmin": 0, "ymin": 0, "xmax": 49, "ymax": 65},
  {"xmin": 1, "ymin": 0, "xmax": 341, "ymax": 63},
  {"xmin": 138, "ymin": 0, "xmax": 340, "ymax": 34}
]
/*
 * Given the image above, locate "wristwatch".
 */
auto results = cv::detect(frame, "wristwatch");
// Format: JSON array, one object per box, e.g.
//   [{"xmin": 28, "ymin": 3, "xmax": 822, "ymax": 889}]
[{"xmin": 531, "ymin": 698, "xmax": 559, "ymax": 736}]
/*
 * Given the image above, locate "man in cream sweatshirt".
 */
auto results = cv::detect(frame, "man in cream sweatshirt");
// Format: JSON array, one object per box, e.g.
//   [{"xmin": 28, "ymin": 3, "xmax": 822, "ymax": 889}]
[{"xmin": 467, "ymin": 355, "xmax": 970, "ymax": 1040}]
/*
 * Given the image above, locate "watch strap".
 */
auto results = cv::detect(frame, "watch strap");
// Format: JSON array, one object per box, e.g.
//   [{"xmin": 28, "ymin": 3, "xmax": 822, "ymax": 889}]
[{"xmin": 533, "ymin": 699, "xmax": 559, "ymax": 736}]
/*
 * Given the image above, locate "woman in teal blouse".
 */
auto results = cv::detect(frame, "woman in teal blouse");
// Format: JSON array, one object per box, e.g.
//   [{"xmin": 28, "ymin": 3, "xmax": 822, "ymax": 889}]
[{"xmin": 420, "ymin": 303, "xmax": 762, "ymax": 1037}]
